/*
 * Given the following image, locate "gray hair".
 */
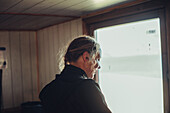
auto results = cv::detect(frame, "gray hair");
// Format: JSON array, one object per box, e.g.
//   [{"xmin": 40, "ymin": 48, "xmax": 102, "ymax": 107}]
[{"xmin": 64, "ymin": 35, "xmax": 100, "ymax": 65}]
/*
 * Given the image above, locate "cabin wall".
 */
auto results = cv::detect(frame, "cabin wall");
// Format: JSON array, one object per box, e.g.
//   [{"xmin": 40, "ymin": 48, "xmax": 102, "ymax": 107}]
[
  {"xmin": 0, "ymin": 18, "xmax": 83, "ymax": 109},
  {"xmin": 37, "ymin": 18, "xmax": 83, "ymax": 91},
  {"xmin": 0, "ymin": 1, "xmax": 168, "ymax": 111},
  {"xmin": 0, "ymin": 31, "xmax": 38, "ymax": 109}
]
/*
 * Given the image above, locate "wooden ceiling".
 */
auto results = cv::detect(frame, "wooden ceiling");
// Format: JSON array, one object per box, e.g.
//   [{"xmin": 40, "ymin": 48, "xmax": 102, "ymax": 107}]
[{"xmin": 0, "ymin": 0, "xmax": 137, "ymax": 31}]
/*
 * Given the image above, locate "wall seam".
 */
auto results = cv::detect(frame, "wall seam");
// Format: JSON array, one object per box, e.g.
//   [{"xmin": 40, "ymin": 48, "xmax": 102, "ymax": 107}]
[
  {"xmin": 8, "ymin": 32, "xmax": 14, "ymax": 107},
  {"xmin": 35, "ymin": 32, "xmax": 40, "ymax": 94},
  {"xmin": 19, "ymin": 32, "xmax": 24, "ymax": 103},
  {"xmin": 29, "ymin": 32, "xmax": 34, "ymax": 101}
]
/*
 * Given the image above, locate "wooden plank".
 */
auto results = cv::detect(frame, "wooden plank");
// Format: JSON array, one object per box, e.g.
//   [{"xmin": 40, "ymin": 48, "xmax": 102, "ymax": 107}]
[
  {"xmin": 58, "ymin": 24, "xmax": 65, "ymax": 71},
  {"xmin": 63, "ymin": 22, "xmax": 71, "ymax": 46},
  {"xmin": 48, "ymin": 0, "xmax": 87, "ymax": 14},
  {"xmin": 53, "ymin": 25, "xmax": 60, "ymax": 74},
  {"xmin": 0, "ymin": 15, "xmax": 13, "ymax": 24},
  {"xmin": 0, "ymin": 31, "xmax": 13, "ymax": 109},
  {"xmin": 7, "ymin": 0, "xmax": 44, "ymax": 12},
  {"xmin": 0, "ymin": 15, "xmax": 28, "ymax": 28},
  {"xmin": 9, "ymin": 31, "xmax": 23, "ymax": 107},
  {"xmin": 63, "ymin": 22, "xmax": 72, "ymax": 67},
  {"xmin": 57, "ymin": 0, "xmax": 93, "ymax": 15},
  {"xmin": 0, "ymin": 0, "xmax": 22, "ymax": 11},
  {"xmin": 48, "ymin": 27, "xmax": 55, "ymax": 80},
  {"xmin": 37, "ymin": 31, "xmax": 42, "ymax": 91},
  {"xmin": 54, "ymin": 0, "xmax": 128, "ymax": 15},
  {"xmin": 29, "ymin": 32, "xmax": 38, "ymax": 101},
  {"xmin": 82, "ymin": 0, "xmax": 126, "ymax": 11},
  {"xmin": 58, "ymin": 24, "xmax": 64, "ymax": 47},
  {"xmin": 43, "ymin": 29, "xmax": 50, "ymax": 84},
  {"xmin": 24, "ymin": 0, "xmax": 65, "ymax": 13},
  {"xmin": 20, "ymin": 32, "xmax": 32, "ymax": 102},
  {"xmin": 37, "ymin": 17, "xmax": 70, "ymax": 30},
  {"xmin": 37, "ymin": 30, "xmax": 45, "ymax": 91},
  {"xmin": 77, "ymin": 18, "xmax": 83, "ymax": 36},
  {"xmin": 71, "ymin": 19, "xmax": 78, "ymax": 39}
]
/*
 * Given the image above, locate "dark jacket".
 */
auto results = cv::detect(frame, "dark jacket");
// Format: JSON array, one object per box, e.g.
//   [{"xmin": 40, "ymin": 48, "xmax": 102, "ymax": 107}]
[{"xmin": 39, "ymin": 65, "xmax": 111, "ymax": 113}]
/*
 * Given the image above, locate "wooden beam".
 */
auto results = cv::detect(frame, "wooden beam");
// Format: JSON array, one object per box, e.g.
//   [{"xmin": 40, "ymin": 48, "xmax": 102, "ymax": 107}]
[
  {"xmin": 0, "ymin": 12, "xmax": 80, "ymax": 18},
  {"xmin": 39, "ymin": 18, "xmax": 81, "ymax": 30},
  {"xmin": 83, "ymin": 0, "xmax": 165, "ymax": 25},
  {"xmin": 165, "ymin": 0, "xmax": 170, "ymax": 111},
  {"xmin": 82, "ymin": 0, "xmax": 151, "ymax": 18}
]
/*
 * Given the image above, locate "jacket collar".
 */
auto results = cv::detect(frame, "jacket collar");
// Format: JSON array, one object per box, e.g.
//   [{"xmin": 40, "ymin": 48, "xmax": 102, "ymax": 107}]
[{"xmin": 58, "ymin": 65, "xmax": 87, "ymax": 80}]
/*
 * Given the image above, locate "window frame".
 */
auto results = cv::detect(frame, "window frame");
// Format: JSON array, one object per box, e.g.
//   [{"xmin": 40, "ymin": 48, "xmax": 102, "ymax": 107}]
[{"xmin": 83, "ymin": 1, "xmax": 169, "ymax": 113}]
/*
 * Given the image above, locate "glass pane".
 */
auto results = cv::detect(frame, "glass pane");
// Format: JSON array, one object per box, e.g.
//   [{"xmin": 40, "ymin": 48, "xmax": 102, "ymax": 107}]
[{"xmin": 95, "ymin": 18, "xmax": 164, "ymax": 113}]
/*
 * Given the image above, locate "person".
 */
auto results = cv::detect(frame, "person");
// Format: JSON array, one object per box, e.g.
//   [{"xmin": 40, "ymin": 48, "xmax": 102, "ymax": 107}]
[{"xmin": 39, "ymin": 35, "xmax": 112, "ymax": 113}]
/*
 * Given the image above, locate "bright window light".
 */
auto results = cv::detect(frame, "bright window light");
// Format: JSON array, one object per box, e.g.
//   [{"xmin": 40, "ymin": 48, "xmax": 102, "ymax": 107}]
[{"xmin": 95, "ymin": 18, "xmax": 164, "ymax": 113}]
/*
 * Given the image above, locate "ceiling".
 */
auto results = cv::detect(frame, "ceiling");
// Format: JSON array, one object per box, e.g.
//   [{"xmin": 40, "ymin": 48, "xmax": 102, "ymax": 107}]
[{"xmin": 0, "ymin": 0, "xmax": 137, "ymax": 31}]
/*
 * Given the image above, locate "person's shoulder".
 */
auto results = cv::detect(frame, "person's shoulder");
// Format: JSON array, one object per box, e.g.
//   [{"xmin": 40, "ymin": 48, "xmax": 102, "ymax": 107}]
[
  {"xmin": 80, "ymin": 79, "xmax": 96, "ymax": 85},
  {"xmin": 73, "ymin": 79, "xmax": 103, "ymax": 101},
  {"xmin": 77, "ymin": 79, "xmax": 100, "ymax": 90}
]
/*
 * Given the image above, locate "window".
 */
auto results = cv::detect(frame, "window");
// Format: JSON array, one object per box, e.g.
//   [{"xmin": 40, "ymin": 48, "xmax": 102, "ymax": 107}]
[{"xmin": 95, "ymin": 18, "xmax": 164, "ymax": 113}]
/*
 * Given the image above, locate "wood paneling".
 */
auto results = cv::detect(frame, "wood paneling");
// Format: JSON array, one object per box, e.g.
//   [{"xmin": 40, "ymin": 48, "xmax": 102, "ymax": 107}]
[
  {"xmin": 0, "ymin": 0, "xmax": 137, "ymax": 31},
  {"xmin": 23, "ymin": 0, "xmax": 65, "ymax": 13},
  {"xmin": 20, "ymin": 32, "xmax": 32, "ymax": 102},
  {"xmin": 37, "ymin": 18, "xmax": 83, "ymax": 90},
  {"xmin": 77, "ymin": 19, "xmax": 83, "ymax": 36},
  {"xmin": 0, "ymin": 0, "xmax": 22, "ymax": 12},
  {"xmin": 0, "ymin": 18, "xmax": 82, "ymax": 109},
  {"xmin": 53, "ymin": 25, "xmax": 60, "ymax": 74},
  {"xmin": 43, "ymin": 29, "xmax": 50, "ymax": 84},
  {"xmin": 71, "ymin": 19, "xmax": 78, "ymax": 38},
  {"xmin": 48, "ymin": 27, "xmax": 55, "ymax": 81},
  {"xmin": 10, "ymin": 31, "xmax": 23, "ymax": 107},
  {"xmin": 29, "ymin": 32, "xmax": 38, "ymax": 100},
  {"xmin": 0, "ymin": 32, "xmax": 13, "ymax": 108},
  {"xmin": 6, "ymin": 0, "xmax": 44, "ymax": 12},
  {"xmin": 0, "ymin": 31, "xmax": 38, "ymax": 109},
  {"xmin": 37, "ymin": 30, "xmax": 45, "ymax": 90}
]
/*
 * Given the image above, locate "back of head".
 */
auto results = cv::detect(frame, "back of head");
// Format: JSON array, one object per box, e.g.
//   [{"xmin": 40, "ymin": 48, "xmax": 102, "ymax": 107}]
[{"xmin": 64, "ymin": 35, "xmax": 100, "ymax": 65}]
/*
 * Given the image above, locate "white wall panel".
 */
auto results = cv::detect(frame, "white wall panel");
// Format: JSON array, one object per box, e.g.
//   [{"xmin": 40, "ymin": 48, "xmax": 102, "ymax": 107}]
[
  {"xmin": 71, "ymin": 19, "xmax": 78, "ymax": 38},
  {"xmin": 43, "ymin": 29, "xmax": 50, "ymax": 84},
  {"xmin": 37, "ymin": 30, "xmax": 46, "ymax": 91},
  {"xmin": 10, "ymin": 31, "xmax": 23, "ymax": 107},
  {"xmin": 0, "ymin": 31, "xmax": 38, "ymax": 109},
  {"xmin": 77, "ymin": 19, "xmax": 83, "ymax": 35},
  {"xmin": 29, "ymin": 32, "xmax": 38, "ymax": 101},
  {"xmin": 53, "ymin": 25, "xmax": 60, "ymax": 74},
  {"xmin": 0, "ymin": 18, "xmax": 82, "ymax": 109},
  {"xmin": 20, "ymin": 32, "xmax": 32, "ymax": 102},
  {"xmin": 48, "ymin": 27, "xmax": 55, "ymax": 81},
  {"xmin": 0, "ymin": 32, "xmax": 13, "ymax": 108}
]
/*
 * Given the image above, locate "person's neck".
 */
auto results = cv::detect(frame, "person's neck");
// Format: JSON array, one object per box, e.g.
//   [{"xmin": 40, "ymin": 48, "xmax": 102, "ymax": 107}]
[
  {"xmin": 70, "ymin": 58, "xmax": 85, "ymax": 74},
  {"xmin": 70, "ymin": 62, "xmax": 82, "ymax": 70}
]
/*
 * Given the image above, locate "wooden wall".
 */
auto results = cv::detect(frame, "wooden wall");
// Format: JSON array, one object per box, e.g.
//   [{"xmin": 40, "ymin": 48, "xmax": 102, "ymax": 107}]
[
  {"xmin": 0, "ymin": 18, "xmax": 82, "ymax": 109},
  {"xmin": 0, "ymin": 31, "xmax": 38, "ymax": 109},
  {"xmin": 37, "ymin": 18, "xmax": 83, "ymax": 91}
]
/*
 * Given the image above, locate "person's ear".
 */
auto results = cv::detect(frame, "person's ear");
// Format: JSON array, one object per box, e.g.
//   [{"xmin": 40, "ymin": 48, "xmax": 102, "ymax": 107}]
[{"xmin": 82, "ymin": 51, "xmax": 90, "ymax": 62}]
